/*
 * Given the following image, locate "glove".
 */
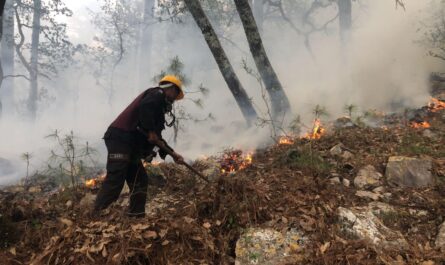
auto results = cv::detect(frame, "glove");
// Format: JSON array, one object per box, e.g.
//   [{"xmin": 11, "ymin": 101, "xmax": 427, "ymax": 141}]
[{"xmin": 158, "ymin": 139, "xmax": 174, "ymax": 160}]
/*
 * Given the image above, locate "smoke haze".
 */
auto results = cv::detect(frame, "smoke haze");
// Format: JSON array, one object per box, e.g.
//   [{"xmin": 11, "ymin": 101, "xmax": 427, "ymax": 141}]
[{"xmin": 0, "ymin": 0, "xmax": 442, "ymax": 184}]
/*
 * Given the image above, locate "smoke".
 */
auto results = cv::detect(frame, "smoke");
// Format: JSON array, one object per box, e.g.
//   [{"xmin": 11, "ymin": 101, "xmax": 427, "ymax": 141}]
[{"xmin": 0, "ymin": 0, "xmax": 442, "ymax": 184}]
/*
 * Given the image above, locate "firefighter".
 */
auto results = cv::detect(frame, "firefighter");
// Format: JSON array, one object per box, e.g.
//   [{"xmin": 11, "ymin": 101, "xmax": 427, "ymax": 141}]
[{"xmin": 93, "ymin": 75, "xmax": 185, "ymax": 217}]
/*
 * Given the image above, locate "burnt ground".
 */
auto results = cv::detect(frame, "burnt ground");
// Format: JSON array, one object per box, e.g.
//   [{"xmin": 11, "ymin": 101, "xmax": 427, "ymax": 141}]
[{"xmin": 0, "ymin": 102, "xmax": 444, "ymax": 264}]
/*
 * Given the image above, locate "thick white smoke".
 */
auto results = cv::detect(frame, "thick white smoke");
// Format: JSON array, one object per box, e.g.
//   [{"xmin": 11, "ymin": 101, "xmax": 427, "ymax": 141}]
[{"xmin": 0, "ymin": 0, "xmax": 442, "ymax": 184}]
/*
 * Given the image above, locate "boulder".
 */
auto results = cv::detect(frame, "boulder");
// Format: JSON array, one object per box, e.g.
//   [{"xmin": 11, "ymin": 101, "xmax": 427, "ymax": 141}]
[
  {"xmin": 235, "ymin": 228, "xmax": 306, "ymax": 265},
  {"xmin": 436, "ymin": 221, "xmax": 445, "ymax": 250},
  {"xmin": 354, "ymin": 165, "xmax": 383, "ymax": 189},
  {"xmin": 330, "ymin": 144, "xmax": 345, "ymax": 156},
  {"xmin": 337, "ymin": 207, "xmax": 408, "ymax": 250},
  {"xmin": 385, "ymin": 156, "xmax": 434, "ymax": 187}
]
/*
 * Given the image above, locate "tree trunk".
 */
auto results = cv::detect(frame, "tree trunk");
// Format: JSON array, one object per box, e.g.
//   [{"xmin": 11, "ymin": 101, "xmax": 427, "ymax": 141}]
[
  {"xmin": 338, "ymin": 0, "xmax": 352, "ymax": 43},
  {"xmin": 28, "ymin": 0, "xmax": 41, "ymax": 120},
  {"xmin": 0, "ymin": 0, "xmax": 6, "ymax": 118},
  {"xmin": 183, "ymin": 0, "xmax": 258, "ymax": 124},
  {"xmin": 1, "ymin": 0, "xmax": 15, "ymax": 116},
  {"xmin": 234, "ymin": 0, "xmax": 291, "ymax": 118},
  {"xmin": 252, "ymin": 0, "xmax": 264, "ymax": 32},
  {"xmin": 137, "ymin": 0, "xmax": 155, "ymax": 87}
]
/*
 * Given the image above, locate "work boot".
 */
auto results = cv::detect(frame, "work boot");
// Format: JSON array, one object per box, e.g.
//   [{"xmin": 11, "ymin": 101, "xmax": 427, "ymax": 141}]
[{"xmin": 126, "ymin": 211, "xmax": 146, "ymax": 218}]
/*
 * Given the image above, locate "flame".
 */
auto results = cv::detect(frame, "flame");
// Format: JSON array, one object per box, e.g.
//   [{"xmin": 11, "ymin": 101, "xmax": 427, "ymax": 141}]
[
  {"xmin": 303, "ymin": 119, "xmax": 325, "ymax": 140},
  {"xmin": 151, "ymin": 160, "xmax": 161, "ymax": 166},
  {"xmin": 410, "ymin": 121, "xmax": 431, "ymax": 129},
  {"xmin": 278, "ymin": 136, "xmax": 294, "ymax": 145},
  {"xmin": 85, "ymin": 172, "xmax": 106, "ymax": 189},
  {"xmin": 428, "ymin": 98, "xmax": 445, "ymax": 112},
  {"xmin": 220, "ymin": 150, "xmax": 253, "ymax": 174},
  {"xmin": 85, "ymin": 179, "xmax": 96, "ymax": 188},
  {"xmin": 143, "ymin": 160, "xmax": 161, "ymax": 167}
]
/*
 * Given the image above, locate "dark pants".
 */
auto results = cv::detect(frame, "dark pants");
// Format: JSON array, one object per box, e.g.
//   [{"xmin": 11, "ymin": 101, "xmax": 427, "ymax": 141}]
[{"xmin": 94, "ymin": 139, "xmax": 148, "ymax": 216}]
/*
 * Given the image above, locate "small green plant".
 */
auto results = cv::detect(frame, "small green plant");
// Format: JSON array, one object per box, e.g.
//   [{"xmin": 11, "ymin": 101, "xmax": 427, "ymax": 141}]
[
  {"xmin": 312, "ymin": 104, "xmax": 328, "ymax": 119},
  {"xmin": 343, "ymin": 104, "xmax": 357, "ymax": 118},
  {"xmin": 249, "ymin": 252, "xmax": 260, "ymax": 261},
  {"xmin": 282, "ymin": 146, "xmax": 331, "ymax": 174},
  {"xmin": 20, "ymin": 152, "xmax": 32, "ymax": 180},
  {"xmin": 289, "ymin": 115, "xmax": 302, "ymax": 135}
]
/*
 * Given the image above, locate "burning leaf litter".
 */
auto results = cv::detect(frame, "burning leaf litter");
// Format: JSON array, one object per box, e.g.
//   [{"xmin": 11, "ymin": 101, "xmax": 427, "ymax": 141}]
[
  {"xmin": 219, "ymin": 149, "xmax": 253, "ymax": 174},
  {"xmin": 1, "ymin": 97, "xmax": 445, "ymax": 264}
]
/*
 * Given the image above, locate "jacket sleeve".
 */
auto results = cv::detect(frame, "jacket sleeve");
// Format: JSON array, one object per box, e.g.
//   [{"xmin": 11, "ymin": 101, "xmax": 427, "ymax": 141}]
[{"xmin": 138, "ymin": 90, "xmax": 165, "ymax": 132}]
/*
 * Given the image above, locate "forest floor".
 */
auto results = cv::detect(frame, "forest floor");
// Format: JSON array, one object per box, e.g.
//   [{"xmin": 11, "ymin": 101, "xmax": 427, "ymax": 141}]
[{"xmin": 1, "ymin": 85, "xmax": 445, "ymax": 265}]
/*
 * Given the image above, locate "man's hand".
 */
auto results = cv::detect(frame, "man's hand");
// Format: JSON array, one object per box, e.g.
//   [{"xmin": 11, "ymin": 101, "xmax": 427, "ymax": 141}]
[
  {"xmin": 172, "ymin": 152, "xmax": 184, "ymax": 164},
  {"xmin": 147, "ymin": 131, "xmax": 159, "ymax": 144}
]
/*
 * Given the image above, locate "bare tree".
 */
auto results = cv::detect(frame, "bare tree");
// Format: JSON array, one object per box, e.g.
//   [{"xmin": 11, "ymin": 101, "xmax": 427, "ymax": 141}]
[
  {"xmin": 28, "ymin": 0, "xmax": 42, "ymax": 121},
  {"xmin": 136, "ymin": 0, "xmax": 156, "ymax": 87},
  {"xmin": 338, "ymin": 0, "xmax": 352, "ymax": 43},
  {"xmin": 0, "ymin": 0, "xmax": 14, "ymax": 117},
  {"xmin": 234, "ymin": 0, "xmax": 291, "ymax": 119},
  {"xmin": 90, "ymin": 0, "xmax": 143, "ymax": 105},
  {"xmin": 183, "ymin": 0, "xmax": 258, "ymax": 125},
  {"xmin": 13, "ymin": 0, "xmax": 74, "ymax": 120}
]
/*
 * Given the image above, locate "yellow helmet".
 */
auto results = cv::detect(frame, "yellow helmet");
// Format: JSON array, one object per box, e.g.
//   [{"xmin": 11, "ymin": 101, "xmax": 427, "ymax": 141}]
[{"xmin": 159, "ymin": 75, "xmax": 184, "ymax": 100}]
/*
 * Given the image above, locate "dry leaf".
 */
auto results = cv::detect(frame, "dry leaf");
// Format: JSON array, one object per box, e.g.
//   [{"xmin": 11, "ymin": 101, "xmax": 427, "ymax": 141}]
[
  {"xmin": 159, "ymin": 229, "xmax": 168, "ymax": 238},
  {"xmin": 89, "ymin": 242, "xmax": 104, "ymax": 253},
  {"xmin": 203, "ymin": 222, "xmax": 211, "ymax": 229},
  {"xmin": 112, "ymin": 253, "xmax": 120, "ymax": 263},
  {"xmin": 131, "ymin": 223, "xmax": 149, "ymax": 231},
  {"xmin": 320, "ymin": 242, "xmax": 330, "ymax": 254},
  {"xmin": 9, "ymin": 247, "xmax": 16, "ymax": 256},
  {"xmin": 102, "ymin": 246, "xmax": 108, "ymax": 257},
  {"xmin": 59, "ymin": 218, "xmax": 73, "ymax": 227},
  {"xmin": 162, "ymin": 240, "xmax": 170, "ymax": 246},
  {"xmin": 142, "ymin": 230, "xmax": 158, "ymax": 239},
  {"xmin": 184, "ymin": 217, "xmax": 194, "ymax": 224}
]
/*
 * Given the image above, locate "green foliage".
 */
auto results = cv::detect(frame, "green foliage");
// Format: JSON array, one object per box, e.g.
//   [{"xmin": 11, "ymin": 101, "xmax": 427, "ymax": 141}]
[
  {"xmin": 289, "ymin": 115, "xmax": 302, "ymax": 134},
  {"xmin": 312, "ymin": 104, "xmax": 329, "ymax": 119},
  {"xmin": 153, "ymin": 56, "xmax": 191, "ymax": 86},
  {"xmin": 281, "ymin": 146, "xmax": 331, "ymax": 174},
  {"xmin": 344, "ymin": 104, "xmax": 358, "ymax": 118},
  {"xmin": 21, "ymin": 152, "xmax": 32, "ymax": 179}
]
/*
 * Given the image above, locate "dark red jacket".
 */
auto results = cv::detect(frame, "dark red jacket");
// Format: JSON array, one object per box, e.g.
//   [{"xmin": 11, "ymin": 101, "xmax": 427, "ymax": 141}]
[
  {"xmin": 104, "ymin": 88, "xmax": 168, "ymax": 156},
  {"xmin": 110, "ymin": 87, "xmax": 166, "ymax": 135}
]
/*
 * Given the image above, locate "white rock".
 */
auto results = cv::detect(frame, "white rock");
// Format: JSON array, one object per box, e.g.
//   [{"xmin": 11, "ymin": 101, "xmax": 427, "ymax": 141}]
[
  {"xmin": 354, "ymin": 165, "xmax": 383, "ymax": 189},
  {"xmin": 342, "ymin": 151, "xmax": 354, "ymax": 160},
  {"xmin": 330, "ymin": 144, "xmax": 345, "ymax": 156},
  {"xmin": 386, "ymin": 156, "xmax": 434, "ymax": 187},
  {"xmin": 329, "ymin": 177, "xmax": 341, "ymax": 184},
  {"xmin": 372, "ymin": 186, "xmax": 385, "ymax": 194},
  {"xmin": 355, "ymin": 190, "xmax": 381, "ymax": 201},
  {"xmin": 235, "ymin": 228, "xmax": 306, "ymax": 265},
  {"xmin": 337, "ymin": 207, "xmax": 408, "ymax": 250}
]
